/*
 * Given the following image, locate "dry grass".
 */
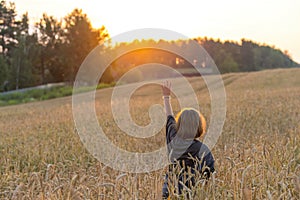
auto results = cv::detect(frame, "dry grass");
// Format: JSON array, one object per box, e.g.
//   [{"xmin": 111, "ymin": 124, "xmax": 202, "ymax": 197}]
[{"xmin": 0, "ymin": 68, "xmax": 299, "ymax": 199}]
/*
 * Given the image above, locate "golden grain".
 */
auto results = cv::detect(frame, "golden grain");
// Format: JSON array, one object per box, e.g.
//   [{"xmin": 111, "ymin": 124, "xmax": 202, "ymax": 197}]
[{"xmin": 0, "ymin": 68, "xmax": 299, "ymax": 199}]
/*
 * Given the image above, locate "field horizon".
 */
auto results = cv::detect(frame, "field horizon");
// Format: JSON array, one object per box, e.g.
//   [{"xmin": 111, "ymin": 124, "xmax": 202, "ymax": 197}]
[{"xmin": 1, "ymin": 68, "xmax": 300, "ymax": 199}]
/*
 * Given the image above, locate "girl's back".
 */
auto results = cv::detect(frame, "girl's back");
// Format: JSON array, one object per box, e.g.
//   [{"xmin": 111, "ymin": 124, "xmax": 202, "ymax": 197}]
[{"xmin": 161, "ymin": 81, "xmax": 215, "ymax": 198}]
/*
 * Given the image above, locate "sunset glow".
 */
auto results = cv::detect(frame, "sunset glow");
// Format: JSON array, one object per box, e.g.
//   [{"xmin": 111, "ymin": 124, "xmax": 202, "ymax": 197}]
[{"xmin": 11, "ymin": 0, "xmax": 300, "ymax": 63}]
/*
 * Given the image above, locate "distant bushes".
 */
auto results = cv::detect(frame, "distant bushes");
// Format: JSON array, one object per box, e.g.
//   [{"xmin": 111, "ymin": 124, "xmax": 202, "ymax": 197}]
[{"xmin": 0, "ymin": 83, "xmax": 115, "ymax": 106}]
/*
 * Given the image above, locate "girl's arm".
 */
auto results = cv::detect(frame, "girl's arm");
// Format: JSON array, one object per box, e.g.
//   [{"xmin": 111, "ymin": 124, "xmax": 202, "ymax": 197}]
[{"xmin": 162, "ymin": 81, "xmax": 173, "ymax": 116}]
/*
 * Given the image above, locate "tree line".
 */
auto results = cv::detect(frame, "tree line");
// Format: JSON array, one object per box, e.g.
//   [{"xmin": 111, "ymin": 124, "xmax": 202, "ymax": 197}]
[
  {"xmin": 0, "ymin": 0, "xmax": 299, "ymax": 91},
  {"xmin": 0, "ymin": 0, "xmax": 109, "ymax": 91},
  {"xmin": 198, "ymin": 37, "xmax": 299, "ymax": 73},
  {"xmin": 99, "ymin": 38, "xmax": 299, "ymax": 83}
]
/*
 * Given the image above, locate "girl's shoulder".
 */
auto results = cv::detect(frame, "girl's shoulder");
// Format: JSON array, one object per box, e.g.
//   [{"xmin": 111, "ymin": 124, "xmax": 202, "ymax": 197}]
[{"xmin": 193, "ymin": 140, "xmax": 212, "ymax": 155}]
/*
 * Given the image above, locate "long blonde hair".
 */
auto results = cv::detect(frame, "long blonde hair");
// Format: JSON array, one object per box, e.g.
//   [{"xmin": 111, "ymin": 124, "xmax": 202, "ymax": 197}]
[{"xmin": 175, "ymin": 108, "xmax": 206, "ymax": 139}]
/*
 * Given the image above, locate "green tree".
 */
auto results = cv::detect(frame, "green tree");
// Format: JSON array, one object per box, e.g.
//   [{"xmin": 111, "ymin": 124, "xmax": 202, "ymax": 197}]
[
  {"xmin": 221, "ymin": 54, "xmax": 239, "ymax": 73},
  {"xmin": 36, "ymin": 14, "xmax": 64, "ymax": 83},
  {"xmin": 0, "ymin": 0, "xmax": 18, "ymax": 57},
  {"xmin": 63, "ymin": 9, "xmax": 109, "ymax": 82},
  {"xmin": 241, "ymin": 39, "xmax": 255, "ymax": 71},
  {"xmin": 0, "ymin": 54, "xmax": 9, "ymax": 91},
  {"xmin": 9, "ymin": 13, "xmax": 38, "ymax": 89}
]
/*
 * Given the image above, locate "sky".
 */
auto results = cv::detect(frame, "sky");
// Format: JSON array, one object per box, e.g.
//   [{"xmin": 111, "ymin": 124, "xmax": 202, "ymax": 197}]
[{"xmin": 11, "ymin": 0, "xmax": 300, "ymax": 63}]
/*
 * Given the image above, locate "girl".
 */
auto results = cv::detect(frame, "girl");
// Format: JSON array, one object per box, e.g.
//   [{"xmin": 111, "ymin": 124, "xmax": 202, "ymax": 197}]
[{"xmin": 161, "ymin": 81, "xmax": 215, "ymax": 199}]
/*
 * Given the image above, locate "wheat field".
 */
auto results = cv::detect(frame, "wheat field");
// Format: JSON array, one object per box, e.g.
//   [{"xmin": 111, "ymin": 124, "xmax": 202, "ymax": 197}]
[{"xmin": 0, "ymin": 68, "xmax": 300, "ymax": 199}]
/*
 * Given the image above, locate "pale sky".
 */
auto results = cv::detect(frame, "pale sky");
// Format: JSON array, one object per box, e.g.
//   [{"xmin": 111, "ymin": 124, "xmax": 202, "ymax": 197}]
[{"xmin": 11, "ymin": 0, "xmax": 300, "ymax": 63}]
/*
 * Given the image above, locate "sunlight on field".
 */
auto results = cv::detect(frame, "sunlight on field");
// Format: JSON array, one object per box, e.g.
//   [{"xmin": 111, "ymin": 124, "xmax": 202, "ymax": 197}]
[{"xmin": 0, "ymin": 68, "xmax": 300, "ymax": 199}]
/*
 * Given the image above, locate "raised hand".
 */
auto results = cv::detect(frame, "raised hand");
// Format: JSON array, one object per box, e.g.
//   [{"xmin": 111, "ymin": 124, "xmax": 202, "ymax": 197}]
[
  {"xmin": 162, "ymin": 80, "xmax": 171, "ymax": 96},
  {"xmin": 161, "ymin": 80, "xmax": 173, "ymax": 116}
]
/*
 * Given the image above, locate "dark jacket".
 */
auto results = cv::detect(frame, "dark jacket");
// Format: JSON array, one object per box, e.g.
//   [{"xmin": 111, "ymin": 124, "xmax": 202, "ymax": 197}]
[
  {"xmin": 166, "ymin": 115, "xmax": 215, "ymax": 173},
  {"xmin": 162, "ymin": 115, "xmax": 215, "ymax": 198}
]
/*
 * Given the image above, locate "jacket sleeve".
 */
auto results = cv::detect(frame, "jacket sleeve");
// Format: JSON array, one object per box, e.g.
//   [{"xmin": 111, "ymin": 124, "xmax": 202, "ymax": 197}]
[
  {"xmin": 202, "ymin": 151, "xmax": 215, "ymax": 179},
  {"xmin": 166, "ymin": 115, "xmax": 177, "ymax": 144}
]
